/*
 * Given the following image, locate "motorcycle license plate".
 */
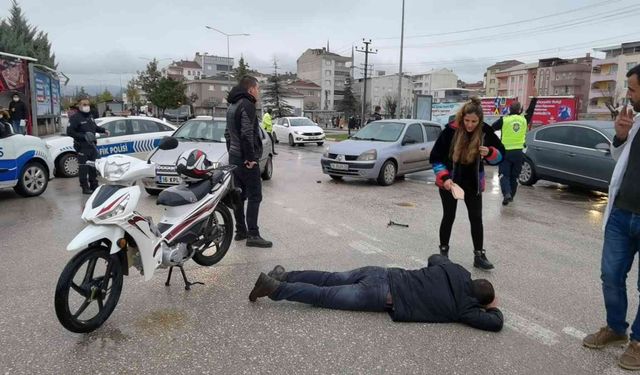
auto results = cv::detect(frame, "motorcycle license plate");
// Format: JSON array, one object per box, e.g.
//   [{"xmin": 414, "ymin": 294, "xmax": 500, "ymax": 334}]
[
  {"xmin": 330, "ymin": 163, "xmax": 349, "ymax": 171},
  {"xmin": 158, "ymin": 175, "xmax": 181, "ymax": 184}
]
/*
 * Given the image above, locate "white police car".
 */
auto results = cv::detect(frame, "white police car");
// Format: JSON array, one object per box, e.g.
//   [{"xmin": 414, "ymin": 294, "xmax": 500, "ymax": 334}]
[
  {"xmin": 0, "ymin": 129, "xmax": 55, "ymax": 197},
  {"xmin": 46, "ymin": 116, "xmax": 176, "ymax": 177}
]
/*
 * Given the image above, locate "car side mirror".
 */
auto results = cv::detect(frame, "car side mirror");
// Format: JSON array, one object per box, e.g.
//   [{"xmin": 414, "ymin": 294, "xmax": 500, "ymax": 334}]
[
  {"xmin": 159, "ymin": 136, "xmax": 179, "ymax": 150},
  {"xmin": 402, "ymin": 137, "xmax": 416, "ymax": 146},
  {"xmin": 595, "ymin": 143, "xmax": 611, "ymax": 154}
]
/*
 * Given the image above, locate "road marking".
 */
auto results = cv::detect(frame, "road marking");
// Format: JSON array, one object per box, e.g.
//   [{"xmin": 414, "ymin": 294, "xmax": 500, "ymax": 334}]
[
  {"xmin": 349, "ymin": 241, "xmax": 384, "ymax": 255},
  {"xmin": 300, "ymin": 217, "xmax": 317, "ymax": 225},
  {"xmin": 323, "ymin": 228, "xmax": 339, "ymax": 237},
  {"xmin": 562, "ymin": 326, "xmax": 587, "ymax": 340},
  {"xmin": 502, "ymin": 308, "xmax": 559, "ymax": 346},
  {"xmin": 341, "ymin": 223, "xmax": 381, "ymax": 242}
]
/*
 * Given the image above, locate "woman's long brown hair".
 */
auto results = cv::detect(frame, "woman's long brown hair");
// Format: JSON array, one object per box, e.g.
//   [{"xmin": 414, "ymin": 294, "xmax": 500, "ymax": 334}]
[{"xmin": 451, "ymin": 97, "xmax": 484, "ymax": 165}]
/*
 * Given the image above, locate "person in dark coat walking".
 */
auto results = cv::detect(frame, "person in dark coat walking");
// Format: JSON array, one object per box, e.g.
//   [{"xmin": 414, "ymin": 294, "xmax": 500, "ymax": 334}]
[
  {"xmin": 430, "ymin": 97, "xmax": 505, "ymax": 270},
  {"xmin": 9, "ymin": 92, "xmax": 27, "ymax": 134},
  {"xmin": 67, "ymin": 98, "xmax": 108, "ymax": 194},
  {"xmin": 225, "ymin": 76, "xmax": 272, "ymax": 248},
  {"xmin": 248, "ymin": 254, "xmax": 503, "ymax": 332}
]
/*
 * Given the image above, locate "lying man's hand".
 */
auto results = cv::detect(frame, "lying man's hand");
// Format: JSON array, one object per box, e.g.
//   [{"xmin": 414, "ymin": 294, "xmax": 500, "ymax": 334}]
[{"xmin": 486, "ymin": 297, "xmax": 499, "ymax": 310}]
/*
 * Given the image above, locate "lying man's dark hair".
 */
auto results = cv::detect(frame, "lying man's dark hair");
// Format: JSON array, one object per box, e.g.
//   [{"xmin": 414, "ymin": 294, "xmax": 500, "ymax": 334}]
[{"xmin": 471, "ymin": 279, "xmax": 495, "ymax": 306}]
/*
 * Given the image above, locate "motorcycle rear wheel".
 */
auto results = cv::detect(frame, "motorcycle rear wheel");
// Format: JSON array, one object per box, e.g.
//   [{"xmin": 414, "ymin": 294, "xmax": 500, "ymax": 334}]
[
  {"xmin": 192, "ymin": 203, "xmax": 233, "ymax": 266},
  {"xmin": 54, "ymin": 246, "xmax": 123, "ymax": 333}
]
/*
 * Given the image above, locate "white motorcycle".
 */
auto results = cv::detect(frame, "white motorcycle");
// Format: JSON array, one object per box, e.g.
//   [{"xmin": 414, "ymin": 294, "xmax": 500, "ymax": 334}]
[{"xmin": 54, "ymin": 137, "xmax": 239, "ymax": 333}]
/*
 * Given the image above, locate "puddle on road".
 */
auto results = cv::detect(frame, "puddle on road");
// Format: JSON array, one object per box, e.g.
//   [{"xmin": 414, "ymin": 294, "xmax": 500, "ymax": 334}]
[{"xmin": 135, "ymin": 308, "xmax": 186, "ymax": 334}]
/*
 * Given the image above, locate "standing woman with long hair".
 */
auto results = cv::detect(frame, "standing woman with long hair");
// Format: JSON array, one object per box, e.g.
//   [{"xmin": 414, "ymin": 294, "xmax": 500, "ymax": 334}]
[{"xmin": 429, "ymin": 98, "xmax": 505, "ymax": 270}]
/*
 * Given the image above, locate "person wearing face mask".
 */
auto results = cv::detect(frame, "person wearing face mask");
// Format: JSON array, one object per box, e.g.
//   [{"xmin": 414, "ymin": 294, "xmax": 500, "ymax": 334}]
[
  {"xmin": 67, "ymin": 98, "xmax": 109, "ymax": 194},
  {"xmin": 0, "ymin": 109, "xmax": 13, "ymax": 138},
  {"xmin": 429, "ymin": 97, "xmax": 505, "ymax": 270},
  {"xmin": 9, "ymin": 93, "xmax": 27, "ymax": 134}
]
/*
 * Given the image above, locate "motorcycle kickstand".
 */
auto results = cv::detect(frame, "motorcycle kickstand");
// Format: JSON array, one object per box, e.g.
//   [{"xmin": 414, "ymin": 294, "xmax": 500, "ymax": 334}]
[{"xmin": 165, "ymin": 265, "xmax": 204, "ymax": 291}]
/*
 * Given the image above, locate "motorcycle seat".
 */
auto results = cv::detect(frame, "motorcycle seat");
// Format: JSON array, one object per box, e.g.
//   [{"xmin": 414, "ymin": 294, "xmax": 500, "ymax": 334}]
[{"xmin": 157, "ymin": 179, "xmax": 213, "ymax": 207}]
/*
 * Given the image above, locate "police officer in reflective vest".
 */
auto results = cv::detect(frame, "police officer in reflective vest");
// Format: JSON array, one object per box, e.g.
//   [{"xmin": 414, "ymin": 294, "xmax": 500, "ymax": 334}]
[{"xmin": 492, "ymin": 98, "xmax": 537, "ymax": 206}]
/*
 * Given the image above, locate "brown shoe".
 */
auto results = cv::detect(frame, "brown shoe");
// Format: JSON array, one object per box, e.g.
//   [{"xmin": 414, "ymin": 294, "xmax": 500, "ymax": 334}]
[
  {"xmin": 620, "ymin": 341, "xmax": 640, "ymax": 370},
  {"xmin": 583, "ymin": 326, "xmax": 628, "ymax": 349},
  {"xmin": 248, "ymin": 273, "xmax": 281, "ymax": 302}
]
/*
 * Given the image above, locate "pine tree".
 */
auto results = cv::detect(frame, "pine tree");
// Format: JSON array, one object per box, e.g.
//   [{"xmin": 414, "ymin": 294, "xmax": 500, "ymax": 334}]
[
  {"xmin": 0, "ymin": 0, "xmax": 56, "ymax": 68},
  {"xmin": 337, "ymin": 78, "xmax": 358, "ymax": 116},
  {"xmin": 233, "ymin": 56, "xmax": 250, "ymax": 83},
  {"xmin": 262, "ymin": 58, "xmax": 293, "ymax": 117}
]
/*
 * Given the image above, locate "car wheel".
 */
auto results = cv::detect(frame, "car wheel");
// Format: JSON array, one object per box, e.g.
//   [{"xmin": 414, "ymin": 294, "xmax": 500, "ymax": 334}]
[
  {"xmin": 145, "ymin": 188, "xmax": 161, "ymax": 195},
  {"xmin": 329, "ymin": 175, "xmax": 343, "ymax": 181},
  {"xmin": 261, "ymin": 156, "xmax": 273, "ymax": 180},
  {"xmin": 14, "ymin": 161, "xmax": 48, "ymax": 197},
  {"xmin": 288, "ymin": 134, "xmax": 296, "ymax": 147},
  {"xmin": 377, "ymin": 160, "xmax": 396, "ymax": 186},
  {"xmin": 519, "ymin": 158, "xmax": 538, "ymax": 186},
  {"xmin": 58, "ymin": 153, "xmax": 79, "ymax": 178},
  {"xmin": 317, "ymin": 142, "xmax": 324, "ymax": 146}
]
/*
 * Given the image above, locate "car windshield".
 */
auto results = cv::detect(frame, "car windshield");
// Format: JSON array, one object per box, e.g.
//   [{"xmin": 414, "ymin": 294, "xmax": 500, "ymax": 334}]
[
  {"xmin": 173, "ymin": 120, "xmax": 226, "ymax": 142},
  {"xmin": 351, "ymin": 122, "xmax": 406, "ymax": 142},
  {"xmin": 289, "ymin": 118, "xmax": 316, "ymax": 127},
  {"xmin": 165, "ymin": 105, "xmax": 190, "ymax": 117}
]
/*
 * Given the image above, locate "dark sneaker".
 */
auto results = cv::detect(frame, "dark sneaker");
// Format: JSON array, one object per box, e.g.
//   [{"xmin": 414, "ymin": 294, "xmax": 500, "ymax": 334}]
[
  {"xmin": 502, "ymin": 194, "xmax": 512, "ymax": 206},
  {"xmin": 583, "ymin": 326, "xmax": 628, "ymax": 349},
  {"xmin": 247, "ymin": 235, "xmax": 273, "ymax": 248},
  {"xmin": 249, "ymin": 273, "xmax": 281, "ymax": 302},
  {"xmin": 268, "ymin": 265, "xmax": 287, "ymax": 281},
  {"xmin": 439, "ymin": 245, "xmax": 449, "ymax": 258},
  {"xmin": 82, "ymin": 187, "xmax": 93, "ymax": 195},
  {"xmin": 620, "ymin": 341, "xmax": 640, "ymax": 370},
  {"xmin": 473, "ymin": 250, "xmax": 494, "ymax": 270},
  {"xmin": 234, "ymin": 232, "xmax": 247, "ymax": 241}
]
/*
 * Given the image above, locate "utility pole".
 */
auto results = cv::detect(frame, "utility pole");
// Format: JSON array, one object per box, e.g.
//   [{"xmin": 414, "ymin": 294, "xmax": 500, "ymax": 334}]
[
  {"xmin": 397, "ymin": 0, "xmax": 406, "ymax": 119},
  {"xmin": 356, "ymin": 39, "xmax": 377, "ymax": 125}
]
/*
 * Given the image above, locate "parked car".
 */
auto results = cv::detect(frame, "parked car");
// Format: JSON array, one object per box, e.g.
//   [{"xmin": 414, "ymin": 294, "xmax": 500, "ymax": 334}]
[
  {"xmin": 320, "ymin": 120, "xmax": 444, "ymax": 186},
  {"xmin": 273, "ymin": 117, "xmax": 325, "ymax": 146},
  {"xmin": 0, "ymin": 129, "xmax": 55, "ymax": 197},
  {"xmin": 519, "ymin": 121, "xmax": 616, "ymax": 192},
  {"xmin": 142, "ymin": 116, "xmax": 274, "ymax": 194},
  {"xmin": 46, "ymin": 116, "xmax": 176, "ymax": 178}
]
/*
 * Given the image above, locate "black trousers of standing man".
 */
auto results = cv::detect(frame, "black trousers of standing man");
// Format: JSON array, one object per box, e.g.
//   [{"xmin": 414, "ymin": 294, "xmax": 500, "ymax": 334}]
[
  {"xmin": 232, "ymin": 163, "xmax": 263, "ymax": 236},
  {"xmin": 76, "ymin": 143, "xmax": 99, "ymax": 189}
]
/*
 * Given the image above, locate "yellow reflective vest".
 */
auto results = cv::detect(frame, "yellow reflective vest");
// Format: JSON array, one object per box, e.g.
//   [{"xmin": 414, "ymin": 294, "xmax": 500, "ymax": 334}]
[
  {"xmin": 262, "ymin": 113, "xmax": 273, "ymax": 132},
  {"xmin": 501, "ymin": 114, "xmax": 527, "ymax": 150}
]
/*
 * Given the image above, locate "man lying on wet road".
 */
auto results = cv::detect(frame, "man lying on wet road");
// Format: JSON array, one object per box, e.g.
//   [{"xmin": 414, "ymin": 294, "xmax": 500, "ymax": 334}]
[{"xmin": 249, "ymin": 254, "xmax": 503, "ymax": 332}]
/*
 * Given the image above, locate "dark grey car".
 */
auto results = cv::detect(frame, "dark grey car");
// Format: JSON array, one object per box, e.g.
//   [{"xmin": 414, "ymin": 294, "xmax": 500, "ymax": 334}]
[{"xmin": 519, "ymin": 121, "xmax": 616, "ymax": 192}]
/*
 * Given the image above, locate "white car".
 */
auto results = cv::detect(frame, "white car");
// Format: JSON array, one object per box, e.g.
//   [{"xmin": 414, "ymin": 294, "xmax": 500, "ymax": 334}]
[
  {"xmin": 0, "ymin": 128, "xmax": 55, "ymax": 197},
  {"xmin": 46, "ymin": 116, "xmax": 176, "ymax": 177},
  {"xmin": 273, "ymin": 117, "xmax": 325, "ymax": 146}
]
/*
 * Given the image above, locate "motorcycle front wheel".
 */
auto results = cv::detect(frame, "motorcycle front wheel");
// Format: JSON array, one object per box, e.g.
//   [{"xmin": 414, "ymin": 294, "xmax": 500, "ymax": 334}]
[
  {"xmin": 54, "ymin": 246, "xmax": 123, "ymax": 333},
  {"xmin": 192, "ymin": 203, "xmax": 233, "ymax": 266}
]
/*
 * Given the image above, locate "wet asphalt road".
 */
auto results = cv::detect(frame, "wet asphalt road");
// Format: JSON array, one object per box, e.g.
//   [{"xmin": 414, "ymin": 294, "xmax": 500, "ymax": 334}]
[{"xmin": 0, "ymin": 142, "xmax": 633, "ymax": 374}]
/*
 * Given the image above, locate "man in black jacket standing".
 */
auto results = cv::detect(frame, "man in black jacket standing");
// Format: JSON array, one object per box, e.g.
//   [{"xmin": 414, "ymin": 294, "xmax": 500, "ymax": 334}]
[
  {"xmin": 67, "ymin": 98, "xmax": 108, "ymax": 194},
  {"xmin": 248, "ymin": 254, "xmax": 503, "ymax": 332},
  {"xmin": 225, "ymin": 76, "xmax": 272, "ymax": 248},
  {"xmin": 9, "ymin": 92, "xmax": 27, "ymax": 134}
]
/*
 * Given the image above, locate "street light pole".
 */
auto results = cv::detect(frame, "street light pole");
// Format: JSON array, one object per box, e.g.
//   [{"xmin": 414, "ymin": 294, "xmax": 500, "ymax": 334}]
[
  {"xmin": 205, "ymin": 26, "xmax": 250, "ymax": 83},
  {"xmin": 397, "ymin": 0, "xmax": 405, "ymax": 119}
]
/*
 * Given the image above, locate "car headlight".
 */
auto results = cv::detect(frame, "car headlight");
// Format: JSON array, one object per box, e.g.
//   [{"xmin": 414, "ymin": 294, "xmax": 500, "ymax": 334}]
[
  {"xmin": 293, "ymin": 131, "xmax": 300, "ymax": 135},
  {"xmin": 45, "ymin": 143, "xmax": 52, "ymax": 149},
  {"xmin": 322, "ymin": 147, "xmax": 329, "ymax": 158},
  {"xmin": 97, "ymin": 194, "xmax": 130, "ymax": 221},
  {"xmin": 357, "ymin": 149, "xmax": 377, "ymax": 161},
  {"xmin": 104, "ymin": 160, "xmax": 131, "ymax": 180}
]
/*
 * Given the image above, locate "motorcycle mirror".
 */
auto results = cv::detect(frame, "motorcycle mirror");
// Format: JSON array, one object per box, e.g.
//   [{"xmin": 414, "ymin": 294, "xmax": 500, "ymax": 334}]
[{"xmin": 158, "ymin": 136, "xmax": 179, "ymax": 150}]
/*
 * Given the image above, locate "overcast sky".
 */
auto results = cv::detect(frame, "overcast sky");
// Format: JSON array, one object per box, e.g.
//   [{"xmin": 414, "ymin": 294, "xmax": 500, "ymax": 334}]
[{"xmin": 6, "ymin": 0, "xmax": 640, "ymax": 91}]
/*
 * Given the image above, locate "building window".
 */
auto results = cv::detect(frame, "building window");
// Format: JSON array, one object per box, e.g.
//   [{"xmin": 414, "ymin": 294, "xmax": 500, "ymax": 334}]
[
  {"xmin": 325, "ymin": 70, "xmax": 332, "ymax": 76},
  {"xmin": 208, "ymin": 85, "xmax": 214, "ymax": 91},
  {"xmin": 325, "ymin": 60, "xmax": 331, "ymax": 66},
  {"xmin": 490, "ymin": 79, "xmax": 495, "ymax": 84},
  {"xmin": 625, "ymin": 81, "xmax": 629, "ymax": 88},
  {"xmin": 207, "ymin": 66, "xmax": 213, "ymax": 70},
  {"xmin": 627, "ymin": 62, "xmax": 638, "ymax": 71}
]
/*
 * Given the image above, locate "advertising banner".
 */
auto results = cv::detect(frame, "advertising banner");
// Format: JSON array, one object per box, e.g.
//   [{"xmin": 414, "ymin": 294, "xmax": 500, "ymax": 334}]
[
  {"xmin": 34, "ymin": 70, "xmax": 52, "ymax": 116},
  {"xmin": 531, "ymin": 97, "xmax": 577, "ymax": 126},
  {"xmin": 50, "ymin": 79, "xmax": 61, "ymax": 115},
  {"xmin": 0, "ymin": 57, "xmax": 27, "ymax": 93},
  {"xmin": 481, "ymin": 97, "xmax": 517, "ymax": 117},
  {"xmin": 414, "ymin": 94, "xmax": 433, "ymax": 120},
  {"xmin": 431, "ymin": 102, "xmax": 463, "ymax": 124}
]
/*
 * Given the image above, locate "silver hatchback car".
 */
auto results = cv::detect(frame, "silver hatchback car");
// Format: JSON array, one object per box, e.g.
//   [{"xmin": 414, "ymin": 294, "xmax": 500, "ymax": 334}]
[{"xmin": 320, "ymin": 120, "xmax": 443, "ymax": 186}]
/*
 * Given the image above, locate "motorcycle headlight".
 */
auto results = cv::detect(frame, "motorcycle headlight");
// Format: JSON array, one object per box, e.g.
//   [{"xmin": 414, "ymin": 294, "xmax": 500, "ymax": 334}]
[
  {"xmin": 104, "ymin": 160, "xmax": 131, "ymax": 180},
  {"xmin": 357, "ymin": 149, "xmax": 377, "ymax": 161},
  {"xmin": 97, "ymin": 195, "xmax": 130, "ymax": 221}
]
